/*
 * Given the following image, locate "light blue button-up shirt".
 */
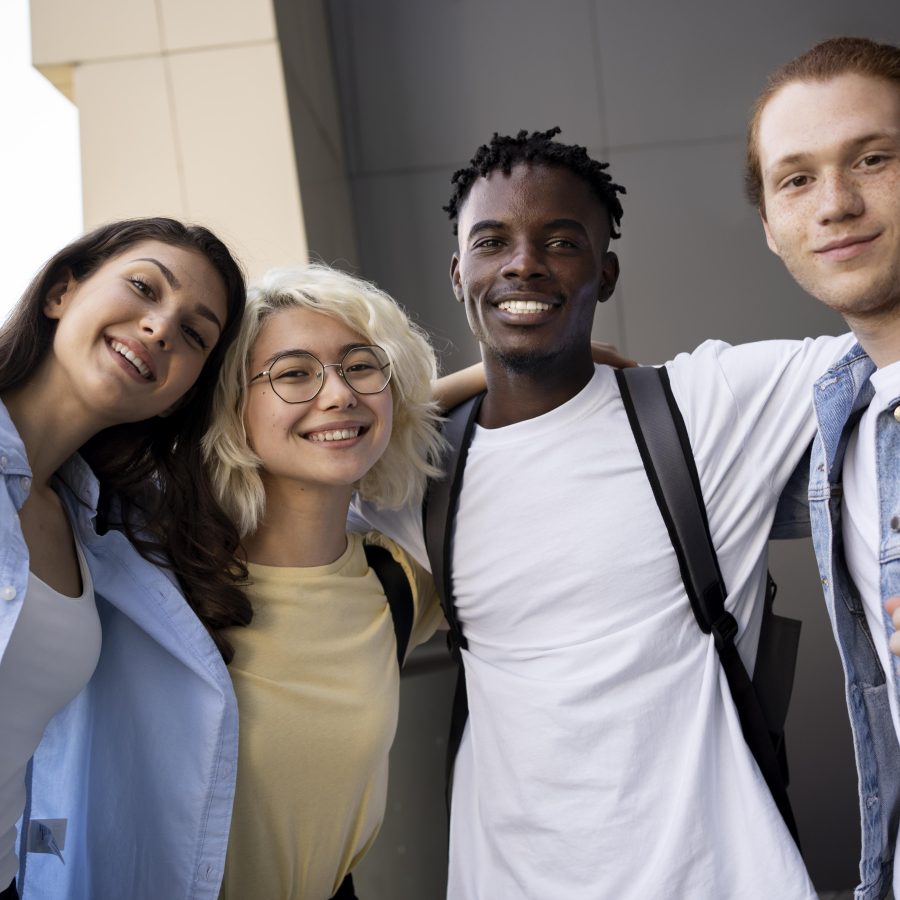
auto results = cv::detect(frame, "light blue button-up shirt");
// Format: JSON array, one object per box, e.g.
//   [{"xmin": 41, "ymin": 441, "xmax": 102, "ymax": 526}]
[
  {"xmin": 810, "ymin": 343, "xmax": 900, "ymax": 900},
  {"xmin": 0, "ymin": 401, "xmax": 238, "ymax": 900}
]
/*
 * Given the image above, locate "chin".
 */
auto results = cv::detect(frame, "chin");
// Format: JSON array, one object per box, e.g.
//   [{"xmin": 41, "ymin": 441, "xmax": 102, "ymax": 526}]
[{"xmin": 494, "ymin": 347, "xmax": 562, "ymax": 375}]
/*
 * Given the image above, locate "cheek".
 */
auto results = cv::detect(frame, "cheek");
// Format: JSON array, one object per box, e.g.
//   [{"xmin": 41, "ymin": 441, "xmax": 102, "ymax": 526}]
[
  {"xmin": 372, "ymin": 395, "xmax": 394, "ymax": 454},
  {"xmin": 242, "ymin": 398, "xmax": 279, "ymax": 453}
]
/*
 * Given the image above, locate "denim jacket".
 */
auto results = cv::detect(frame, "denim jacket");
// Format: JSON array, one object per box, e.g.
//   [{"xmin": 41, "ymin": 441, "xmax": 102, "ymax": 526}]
[
  {"xmin": 810, "ymin": 343, "xmax": 900, "ymax": 900},
  {"xmin": 0, "ymin": 402, "xmax": 238, "ymax": 900}
]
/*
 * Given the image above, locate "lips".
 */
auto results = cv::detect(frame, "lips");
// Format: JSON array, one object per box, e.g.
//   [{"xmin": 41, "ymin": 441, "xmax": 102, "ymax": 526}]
[
  {"xmin": 490, "ymin": 291, "xmax": 560, "ymax": 320},
  {"xmin": 814, "ymin": 233, "xmax": 880, "ymax": 259},
  {"xmin": 107, "ymin": 338, "xmax": 155, "ymax": 380},
  {"xmin": 497, "ymin": 299, "xmax": 553, "ymax": 314},
  {"xmin": 304, "ymin": 425, "xmax": 366, "ymax": 443}
]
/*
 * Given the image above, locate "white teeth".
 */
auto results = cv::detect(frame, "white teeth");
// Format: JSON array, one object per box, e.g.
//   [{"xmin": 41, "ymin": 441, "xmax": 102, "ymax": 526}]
[
  {"xmin": 307, "ymin": 427, "xmax": 361, "ymax": 443},
  {"xmin": 110, "ymin": 340, "xmax": 152, "ymax": 379},
  {"xmin": 498, "ymin": 299, "xmax": 552, "ymax": 314}
]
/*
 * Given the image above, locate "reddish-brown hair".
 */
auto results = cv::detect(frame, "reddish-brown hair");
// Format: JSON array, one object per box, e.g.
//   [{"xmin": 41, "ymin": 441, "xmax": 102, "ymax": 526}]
[{"xmin": 745, "ymin": 37, "xmax": 900, "ymax": 210}]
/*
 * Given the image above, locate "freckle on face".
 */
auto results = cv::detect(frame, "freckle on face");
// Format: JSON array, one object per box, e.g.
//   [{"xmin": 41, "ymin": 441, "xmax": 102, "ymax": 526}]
[{"xmin": 758, "ymin": 74, "xmax": 900, "ymax": 319}]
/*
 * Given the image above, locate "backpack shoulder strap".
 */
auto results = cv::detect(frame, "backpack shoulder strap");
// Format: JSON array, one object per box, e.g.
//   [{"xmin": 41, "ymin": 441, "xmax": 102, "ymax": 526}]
[
  {"xmin": 615, "ymin": 366, "xmax": 801, "ymax": 848},
  {"xmin": 364, "ymin": 542, "xmax": 414, "ymax": 667},
  {"xmin": 423, "ymin": 392, "xmax": 486, "ymax": 647},
  {"xmin": 422, "ymin": 391, "xmax": 485, "ymax": 812}
]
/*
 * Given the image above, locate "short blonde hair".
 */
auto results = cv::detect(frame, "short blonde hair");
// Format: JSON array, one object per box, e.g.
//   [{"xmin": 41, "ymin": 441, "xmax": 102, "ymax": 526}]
[{"xmin": 203, "ymin": 264, "xmax": 445, "ymax": 537}]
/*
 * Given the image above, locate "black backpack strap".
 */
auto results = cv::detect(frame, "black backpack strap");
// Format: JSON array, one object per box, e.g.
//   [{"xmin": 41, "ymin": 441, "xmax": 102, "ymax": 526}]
[
  {"xmin": 422, "ymin": 391, "xmax": 485, "ymax": 811},
  {"xmin": 615, "ymin": 366, "xmax": 801, "ymax": 848},
  {"xmin": 364, "ymin": 542, "xmax": 414, "ymax": 667}
]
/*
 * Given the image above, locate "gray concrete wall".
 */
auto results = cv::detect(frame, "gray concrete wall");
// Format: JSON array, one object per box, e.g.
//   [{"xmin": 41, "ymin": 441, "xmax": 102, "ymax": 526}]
[{"xmin": 322, "ymin": 1, "xmax": 900, "ymax": 895}]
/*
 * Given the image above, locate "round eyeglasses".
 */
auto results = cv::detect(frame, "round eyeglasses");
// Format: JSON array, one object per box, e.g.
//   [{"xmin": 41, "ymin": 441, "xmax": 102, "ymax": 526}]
[{"xmin": 249, "ymin": 345, "xmax": 392, "ymax": 404}]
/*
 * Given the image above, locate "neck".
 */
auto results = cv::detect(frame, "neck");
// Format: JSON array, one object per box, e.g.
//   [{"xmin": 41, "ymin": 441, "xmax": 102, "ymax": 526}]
[
  {"xmin": 844, "ymin": 304, "xmax": 900, "ymax": 368},
  {"xmin": 1, "ymin": 364, "xmax": 106, "ymax": 486},
  {"xmin": 478, "ymin": 348, "xmax": 595, "ymax": 428},
  {"xmin": 242, "ymin": 476, "xmax": 352, "ymax": 567}
]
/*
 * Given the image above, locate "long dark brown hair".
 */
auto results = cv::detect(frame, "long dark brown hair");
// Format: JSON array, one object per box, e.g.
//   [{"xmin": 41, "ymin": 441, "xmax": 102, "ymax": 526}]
[{"xmin": 0, "ymin": 217, "xmax": 252, "ymax": 662}]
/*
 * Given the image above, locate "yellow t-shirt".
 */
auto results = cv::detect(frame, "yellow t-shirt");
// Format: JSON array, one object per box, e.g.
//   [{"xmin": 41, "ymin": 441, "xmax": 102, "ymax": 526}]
[{"xmin": 219, "ymin": 532, "xmax": 441, "ymax": 900}]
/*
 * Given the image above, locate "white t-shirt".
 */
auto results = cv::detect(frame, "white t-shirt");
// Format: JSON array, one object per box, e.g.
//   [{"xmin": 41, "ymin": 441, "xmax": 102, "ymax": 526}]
[{"xmin": 352, "ymin": 337, "xmax": 849, "ymax": 900}]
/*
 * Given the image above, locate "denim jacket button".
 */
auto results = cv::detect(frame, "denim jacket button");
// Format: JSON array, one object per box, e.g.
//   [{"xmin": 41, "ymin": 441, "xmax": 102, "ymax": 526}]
[
  {"xmin": 0, "ymin": 585, "xmax": 16, "ymax": 601},
  {"xmin": 892, "ymin": 516, "xmax": 900, "ymax": 532},
  {"xmin": 894, "ymin": 406, "xmax": 900, "ymax": 423}
]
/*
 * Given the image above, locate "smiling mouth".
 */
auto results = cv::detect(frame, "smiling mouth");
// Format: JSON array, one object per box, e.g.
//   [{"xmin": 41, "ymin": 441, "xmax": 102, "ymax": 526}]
[
  {"xmin": 109, "ymin": 339, "xmax": 153, "ymax": 380},
  {"xmin": 815, "ymin": 234, "xmax": 880, "ymax": 259},
  {"xmin": 306, "ymin": 427, "xmax": 364, "ymax": 443},
  {"xmin": 497, "ymin": 299, "xmax": 553, "ymax": 314}
]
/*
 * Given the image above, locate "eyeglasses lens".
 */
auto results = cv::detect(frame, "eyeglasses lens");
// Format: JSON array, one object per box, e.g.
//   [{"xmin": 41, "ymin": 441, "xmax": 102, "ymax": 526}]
[{"xmin": 268, "ymin": 347, "xmax": 391, "ymax": 403}]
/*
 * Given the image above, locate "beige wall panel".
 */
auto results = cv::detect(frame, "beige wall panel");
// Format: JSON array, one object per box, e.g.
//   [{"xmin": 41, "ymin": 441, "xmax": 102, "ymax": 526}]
[
  {"xmin": 159, "ymin": 0, "xmax": 277, "ymax": 53},
  {"xmin": 31, "ymin": 0, "xmax": 160, "ymax": 66},
  {"xmin": 74, "ymin": 56, "xmax": 183, "ymax": 227},
  {"xmin": 167, "ymin": 43, "xmax": 307, "ymax": 279}
]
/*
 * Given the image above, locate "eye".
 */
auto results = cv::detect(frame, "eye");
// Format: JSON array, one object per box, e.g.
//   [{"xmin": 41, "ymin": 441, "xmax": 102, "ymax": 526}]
[
  {"xmin": 274, "ymin": 367, "xmax": 315, "ymax": 381},
  {"xmin": 860, "ymin": 153, "xmax": 887, "ymax": 169},
  {"xmin": 130, "ymin": 275, "xmax": 154, "ymax": 296},
  {"xmin": 345, "ymin": 361, "xmax": 378, "ymax": 373},
  {"xmin": 548, "ymin": 238, "xmax": 577, "ymax": 249},
  {"xmin": 181, "ymin": 324, "xmax": 209, "ymax": 350},
  {"xmin": 472, "ymin": 237, "xmax": 504, "ymax": 249},
  {"xmin": 779, "ymin": 174, "xmax": 810, "ymax": 192}
]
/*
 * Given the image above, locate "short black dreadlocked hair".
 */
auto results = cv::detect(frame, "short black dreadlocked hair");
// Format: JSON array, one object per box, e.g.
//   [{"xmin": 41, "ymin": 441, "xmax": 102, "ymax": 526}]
[{"xmin": 444, "ymin": 127, "xmax": 626, "ymax": 238}]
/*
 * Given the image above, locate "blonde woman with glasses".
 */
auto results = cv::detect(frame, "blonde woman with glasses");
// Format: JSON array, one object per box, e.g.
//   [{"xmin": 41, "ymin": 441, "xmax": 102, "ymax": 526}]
[{"xmin": 203, "ymin": 264, "xmax": 481, "ymax": 900}]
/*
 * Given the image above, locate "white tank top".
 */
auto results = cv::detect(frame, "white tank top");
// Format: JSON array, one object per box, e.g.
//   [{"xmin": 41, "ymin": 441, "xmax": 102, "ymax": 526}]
[{"xmin": 0, "ymin": 535, "xmax": 100, "ymax": 887}]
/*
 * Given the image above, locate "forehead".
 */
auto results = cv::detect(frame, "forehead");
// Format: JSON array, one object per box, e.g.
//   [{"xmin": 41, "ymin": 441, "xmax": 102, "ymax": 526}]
[
  {"xmin": 457, "ymin": 163, "xmax": 609, "ymax": 238},
  {"xmin": 251, "ymin": 307, "xmax": 366, "ymax": 363},
  {"xmin": 758, "ymin": 73, "xmax": 900, "ymax": 175},
  {"xmin": 107, "ymin": 239, "xmax": 212, "ymax": 280}
]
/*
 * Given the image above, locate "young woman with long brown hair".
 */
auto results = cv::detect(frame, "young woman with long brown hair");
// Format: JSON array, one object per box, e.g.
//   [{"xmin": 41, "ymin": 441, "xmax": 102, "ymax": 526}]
[{"xmin": 0, "ymin": 217, "xmax": 246, "ymax": 900}]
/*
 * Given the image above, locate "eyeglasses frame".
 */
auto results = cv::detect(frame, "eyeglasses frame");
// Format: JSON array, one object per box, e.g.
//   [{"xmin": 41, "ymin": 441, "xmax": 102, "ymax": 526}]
[{"xmin": 248, "ymin": 345, "xmax": 393, "ymax": 404}]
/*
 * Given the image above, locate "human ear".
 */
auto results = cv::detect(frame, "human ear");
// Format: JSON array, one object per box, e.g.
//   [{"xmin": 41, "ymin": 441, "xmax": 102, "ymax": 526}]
[
  {"xmin": 450, "ymin": 253, "xmax": 464, "ymax": 303},
  {"xmin": 42, "ymin": 271, "xmax": 76, "ymax": 321},
  {"xmin": 597, "ymin": 252, "xmax": 620, "ymax": 304}
]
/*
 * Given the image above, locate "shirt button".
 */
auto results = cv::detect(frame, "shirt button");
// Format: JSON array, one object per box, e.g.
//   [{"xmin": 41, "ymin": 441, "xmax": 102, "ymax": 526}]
[
  {"xmin": 1, "ymin": 585, "xmax": 16, "ymax": 601},
  {"xmin": 894, "ymin": 407, "xmax": 900, "ymax": 423},
  {"xmin": 20, "ymin": 477, "xmax": 30, "ymax": 492},
  {"xmin": 892, "ymin": 516, "xmax": 900, "ymax": 532}
]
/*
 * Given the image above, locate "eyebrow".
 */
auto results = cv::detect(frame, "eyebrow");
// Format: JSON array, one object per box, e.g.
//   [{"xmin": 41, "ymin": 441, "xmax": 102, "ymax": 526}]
[
  {"xmin": 135, "ymin": 256, "xmax": 223, "ymax": 334},
  {"xmin": 467, "ymin": 217, "xmax": 589, "ymax": 238},
  {"xmin": 467, "ymin": 219, "xmax": 506, "ymax": 239},
  {"xmin": 258, "ymin": 342, "xmax": 369, "ymax": 369},
  {"xmin": 765, "ymin": 131, "xmax": 900, "ymax": 179},
  {"xmin": 136, "ymin": 257, "xmax": 181, "ymax": 290},
  {"xmin": 545, "ymin": 218, "xmax": 589, "ymax": 235}
]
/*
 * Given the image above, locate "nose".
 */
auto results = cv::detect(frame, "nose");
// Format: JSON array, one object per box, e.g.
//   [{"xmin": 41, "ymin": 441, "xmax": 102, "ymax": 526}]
[
  {"xmin": 500, "ymin": 239, "xmax": 549, "ymax": 281},
  {"xmin": 140, "ymin": 309, "xmax": 177, "ymax": 349},
  {"xmin": 817, "ymin": 170, "xmax": 864, "ymax": 225},
  {"xmin": 316, "ymin": 363, "xmax": 357, "ymax": 409}
]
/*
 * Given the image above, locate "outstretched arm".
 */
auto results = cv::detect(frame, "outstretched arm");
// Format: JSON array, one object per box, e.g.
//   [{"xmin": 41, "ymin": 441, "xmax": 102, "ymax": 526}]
[
  {"xmin": 432, "ymin": 363, "xmax": 486, "ymax": 412},
  {"xmin": 590, "ymin": 341, "xmax": 638, "ymax": 369},
  {"xmin": 431, "ymin": 342, "xmax": 636, "ymax": 412}
]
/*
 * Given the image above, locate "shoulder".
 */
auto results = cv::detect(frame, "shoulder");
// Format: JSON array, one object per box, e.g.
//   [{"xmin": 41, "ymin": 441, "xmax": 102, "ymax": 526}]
[
  {"xmin": 361, "ymin": 530, "xmax": 442, "ymax": 647},
  {"xmin": 665, "ymin": 335, "xmax": 855, "ymax": 416}
]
